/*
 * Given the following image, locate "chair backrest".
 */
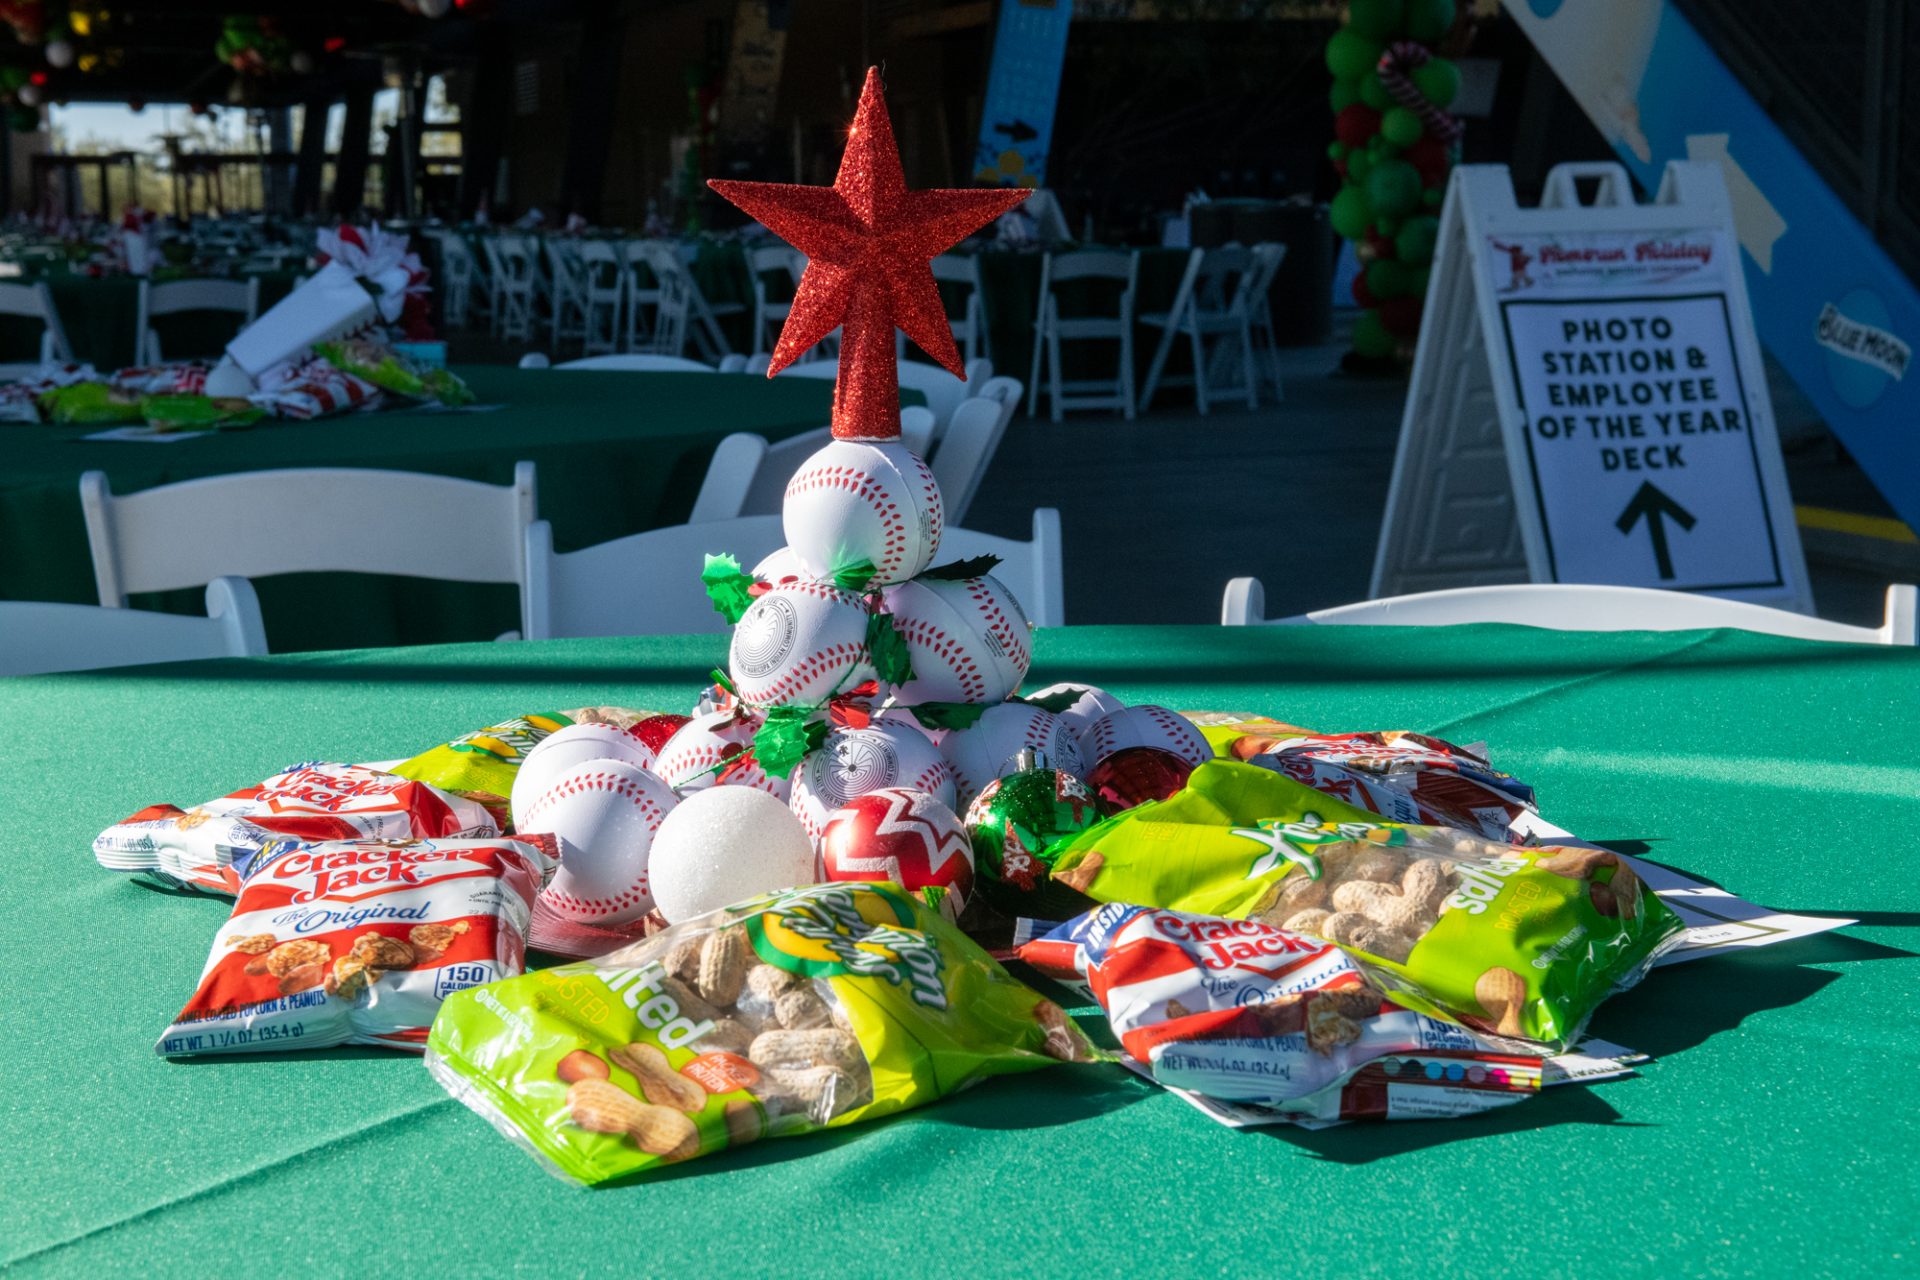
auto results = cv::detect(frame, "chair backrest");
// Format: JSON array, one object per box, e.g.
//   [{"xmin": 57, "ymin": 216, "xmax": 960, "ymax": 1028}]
[
  {"xmin": 518, "ymin": 352, "xmax": 551, "ymax": 368},
  {"xmin": 717, "ymin": 354, "xmax": 749, "ymax": 374},
  {"xmin": 0, "ymin": 280, "xmax": 71, "ymax": 359},
  {"xmin": 745, "ymin": 352, "xmax": 773, "ymax": 375},
  {"xmin": 900, "ymin": 405, "xmax": 936, "ymax": 457},
  {"xmin": 1228, "ymin": 242, "xmax": 1286, "ymax": 318},
  {"xmin": 634, "ymin": 243, "xmax": 693, "ymax": 355},
  {"xmin": 0, "ymin": 576, "xmax": 267, "ymax": 677},
  {"xmin": 80, "ymin": 464, "xmax": 537, "ymax": 609},
  {"xmin": 931, "ymin": 508, "xmax": 1064, "ymax": 628},
  {"xmin": 1219, "ymin": 578, "xmax": 1919, "ymax": 646},
  {"xmin": 749, "ymin": 245, "xmax": 803, "ymax": 284},
  {"xmin": 141, "ymin": 277, "xmax": 258, "ymax": 319},
  {"xmin": 555, "ymin": 354, "xmax": 712, "ymax": 372},
  {"xmin": 931, "ymin": 395, "xmax": 1011, "ymax": 526},
  {"xmin": 975, "ymin": 374, "xmax": 1023, "ymax": 411},
  {"xmin": 930, "ymin": 253, "xmax": 984, "ymax": 291},
  {"xmin": 525, "ymin": 514, "xmax": 789, "ymax": 639},
  {"xmin": 1045, "ymin": 248, "xmax": 1138, "ymax": 286}
]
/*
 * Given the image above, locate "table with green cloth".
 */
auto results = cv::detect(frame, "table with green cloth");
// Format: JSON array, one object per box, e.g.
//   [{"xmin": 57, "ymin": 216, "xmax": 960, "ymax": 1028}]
[
  {"xmin": 0, "ymin": 366, "xmax": 837, "ymax": 651},
  {"xmin": 4, "ymin": 622, "xmax": 1913, "ymax": 1274},
  {"xmin": 0, "ymin": 272, "xmax": 302, "ymax": 369}
]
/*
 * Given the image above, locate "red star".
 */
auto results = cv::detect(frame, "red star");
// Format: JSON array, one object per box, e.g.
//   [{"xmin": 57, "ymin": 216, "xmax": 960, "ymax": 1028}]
[{"xmin": 709, "ymin": 67, "xmax": 1029, "ymax": 440}]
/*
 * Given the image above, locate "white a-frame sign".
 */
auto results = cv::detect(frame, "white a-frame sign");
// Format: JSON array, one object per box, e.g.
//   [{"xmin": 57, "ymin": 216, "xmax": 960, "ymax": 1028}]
[{"xmin": 1372, "ymin": 161, "xmax": 1811, "ymax": 612}]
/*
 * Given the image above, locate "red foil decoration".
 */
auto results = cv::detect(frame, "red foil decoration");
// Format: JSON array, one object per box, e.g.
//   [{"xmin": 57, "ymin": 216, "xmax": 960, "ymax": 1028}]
[
  {"xmin": 708, "ymin": 67, "xmax": 1029, "ymax": 441},
  {"xmin": 628, "ymin": 714, "xmax": 691, "ymax": 755},
  {"xmin": 1087, "ymin": 747, "xmax": 1195, "ymax": 816}
]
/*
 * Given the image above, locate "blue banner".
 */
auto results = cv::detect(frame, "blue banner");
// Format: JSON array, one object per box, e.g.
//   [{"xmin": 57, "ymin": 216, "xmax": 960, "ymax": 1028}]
[
  {"xmin": 972, "ymin": 0, "xmax": 1074, "ymax": 189},
  {"xmin": 1510, "ymin": 0, "xmax": 1920, "ymax": 533}
]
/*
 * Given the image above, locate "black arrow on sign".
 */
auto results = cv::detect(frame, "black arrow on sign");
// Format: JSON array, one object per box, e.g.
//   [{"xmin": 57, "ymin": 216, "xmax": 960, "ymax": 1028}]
[{"xmin": 1615, "ymin": 481, "xmax": 1697, "ymax": 580}]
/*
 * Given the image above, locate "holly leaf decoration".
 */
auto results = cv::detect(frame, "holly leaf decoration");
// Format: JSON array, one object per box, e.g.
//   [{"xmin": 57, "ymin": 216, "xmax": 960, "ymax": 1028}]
[
  {"xmin": 919, "ymin": 554, "xmax": 1002, "ymax": 581},
  {"xmin": 701, "ymin": 553, "xmax": 758, "ymax": 624},
  {"xmin": 908, "ymin": 701, "xmax": 992, "ymax": 732},
  {"xmin": 753, "ymin": 707, "xmax": 828, "ymax": 779},
  {"xmin": 831, "ymin": 559, "xmax": 878, "ymax": 593},
  {"xmin": 866, "ymin": 612, "xmax": 915, "ymax": 688},
  {"xmin": 1021, "ymin": 686, "xmax": 1088, "ymax": 714}
]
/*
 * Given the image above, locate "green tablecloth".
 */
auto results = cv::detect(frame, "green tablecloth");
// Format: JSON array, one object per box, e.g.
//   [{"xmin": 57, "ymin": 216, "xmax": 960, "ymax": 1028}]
[
  {"xmin": 0, "ymin": 366, "xmax": 835, "ymax": 651},
  {"xmin": 0, "ymin": 273, "xmax": 302, "ymax": 369},
  {"xmin": 4, "ymin": 623, "xmax": 1913, "ymax": 1274}
]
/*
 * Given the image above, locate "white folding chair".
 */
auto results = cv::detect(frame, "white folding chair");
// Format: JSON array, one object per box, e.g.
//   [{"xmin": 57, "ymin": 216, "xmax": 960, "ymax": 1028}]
[
  {"xmin": 135, "ymin": 277, "xmax": 259, "ymax": 364},
  {"xmin": 0, "ymin": 280, "xmax": 71, "ymax": 375},
  {"xmin": 745, "ymin": 352, "xmax": 772, "ymax": 375},
  {"xmin": 717, "ymin": 354, "xmax": 749, "ymax": 374},
  {"xmin": 932, "ymin": 509, "xmax": 1064, "ymax": 628},
  {"xmin": 430, "ymin": 232, "xmax": 477, "ymax": 328},
  {"xmin": 751, "ymin": 245, "xmax": 831, "ymax": 361},
  {"xmin": 485, "ymin": 236, "xmax": 537, "ymax": 343},
  {"xmin": 0, "ymin": 577, "xmax": 268, "ymax": 677},
  {"xmin": 554, "ymin": 354, "xmax": 712, "ymax": 372},
  {"xmin": 518, "ymin": 352, "xmax": 551, "ymax": 368},
  {"xmin": 80, "ymin": 465, "xmax": 537, "ymax": 636},
  {"xmin": 931, "ymin": 395, "xmax": 1014, "ymax": 526},
  {"xmin": 1220, "ymin": 578, "xmax": 1919, "ymax": 646},
  {"xmin": 544, "ymin": 238, "xmax": 588, "ymax": 355},
  {"xmin": 1244, "ymin": 241, "xmax": 1288, "ymax": 401},
  {"xmin": 525, "ymin": 514, "xmax": 789, "ymax": 639},
  {"xmin": 1029, "ymin": 249, "xmax": 1138, "ymax": 421},
  {"xmin": 688, "ymin": 407, "xmax": 937, "ymax": 523},
  {"xmin": 631, "ymin": 242, "xmax": 695, "ymax": 358},
  {"xmin": 1136, "ymin": 242, "xmax": 1274, "ymax": 412},
  {"xmin": 672, "ymin": 241, "xmax": 743, "ymax": 362},
  {"xmin": 931, "ymin": 253, "xmax": 988, "ymax": 365},
  {"xmin": 575, "ymin": 240, "xmax": 625, "ymax": 355}
]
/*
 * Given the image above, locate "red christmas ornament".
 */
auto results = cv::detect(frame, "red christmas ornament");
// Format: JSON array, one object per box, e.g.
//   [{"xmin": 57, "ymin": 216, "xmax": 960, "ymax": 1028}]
[
  {"xmin": 820, "ymin": 786, "xmax": 975, "ymax": 918},
  {"xmin": 627, "ymin": 713, "xmax": 691, "ymax": 755},
  {"xmin": 1333, "ymin": 104, "xmax": 1381, "ymax": 150},
  {"xmin": 1086, "ymin": 747, "xmax": 1194, "ymax": 816},
  {"xmin": 707, "ymin": 67, "xmax": 1028, "ymax": 441}
]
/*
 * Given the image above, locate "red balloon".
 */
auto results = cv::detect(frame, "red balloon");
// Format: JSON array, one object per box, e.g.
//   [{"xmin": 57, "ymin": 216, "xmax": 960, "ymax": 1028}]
[
  {"xmin": 1405, "ymin": 134, "xmax": 1450, "ymax": 185},
  {"xmin": 1087, "ymin": 747, "xmax": 1194, "ymax": 816},
  {"xmin": 1334, "ymin": 104, "xmax": 1382, "ymax": 150},
  {"xmin": 1366, "ymin": 232, "xmax": 1396, "ymax": 261},
  {"xmin": 628, "ymin": 713, "xmax": 691, "ymax": 755},
  {"xmin": 1380, "ymin": 295, "xmax": 1426, "ymax": 338},
  {"xmin": 1351, "ymin": 273, "xmax": 1378, "ymax": 309}
]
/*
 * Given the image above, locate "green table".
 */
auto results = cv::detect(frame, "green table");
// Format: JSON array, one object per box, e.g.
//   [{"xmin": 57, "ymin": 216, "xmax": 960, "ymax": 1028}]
[
  {"xmin": 4, "ymin": 623, "xmax": 1912, "ymax": 1274},
  {"xmin": 0, "ymin": 273, "xmax": 302, "ymax": 369},
  {"xmin": 0, "ymin": 366, "xmax": 835, "ymax": 651}
]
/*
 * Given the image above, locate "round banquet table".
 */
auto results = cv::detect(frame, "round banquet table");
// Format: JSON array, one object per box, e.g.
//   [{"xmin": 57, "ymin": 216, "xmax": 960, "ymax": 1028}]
[
  {"xmin": 0, "ymin": 366, "xmax": 837, "ymax": 652},
  {"xmin": 3, "ymin": 622, "xmax": 1913, "ymax": 1275}
]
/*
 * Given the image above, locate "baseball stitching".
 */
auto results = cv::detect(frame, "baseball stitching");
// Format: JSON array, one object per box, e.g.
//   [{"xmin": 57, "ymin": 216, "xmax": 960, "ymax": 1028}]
[
  {"xmin": 965, "ymin": 577, "xmax": 1030, "ymax": 673},
  {"xmin": 742, "ymin": 641, "xmax": 869, "ymax": 708},
  {"xmin": 787, "ymin": 464, "xmax": 912, "ymax": 577},
  {"xmin": 894, "ymin": 617, "xmax": 988, "ymax": 701}
]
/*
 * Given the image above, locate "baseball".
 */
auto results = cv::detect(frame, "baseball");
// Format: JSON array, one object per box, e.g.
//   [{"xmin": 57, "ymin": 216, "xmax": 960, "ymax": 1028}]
[
  {"xmin": 939, "ymin": 701, "xmax": 1084, "ymax": 809},
  {"xmin": 519, "ymin": 759, "xmax": 679, "ymax": 925},
  {"xmin": 651, "ymin": 708, "xmax": 787, "ymax": 801},
  {"xmin": 752, "ymin": 545, "xmax": 811, "ymax": 586},
  {"xmin": 783, "ymin": 440, "xmax": 943, "ymax": 585},
  {"xmin": 820, "ymin": 787, "xmax": 974, "ymax": 919},
  {"xmin": 788, "ymin": 720, "xmax": 955, "ymax": 843},
  {"xmin": 509, "ymin": 722, "xmax": 660, "ymax": 830},
  {"xmin": 1082, "ymin": 705, "xmax": 1212, "ymax": 771},
  {"xmin": 729, "ymin": 579, "xmax": 875, "ymax": 710},
  {"xmin": 648, "ymin": 786, "xmax": 816, "ymax": 923},
  {"xmin": 881, "ymin": 574, "xmax": 1031, "ymax": 705},
  {"xmin": 1026, "ymin": 683, "xmax": 1128, "ymax": 753}
]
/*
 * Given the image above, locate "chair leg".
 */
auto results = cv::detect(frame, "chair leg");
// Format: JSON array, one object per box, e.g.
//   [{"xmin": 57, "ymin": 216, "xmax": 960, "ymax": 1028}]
[
  {"xmin": 1241, "ymin": 323, "xmax": 1258, "ymax": 410},
  {"xmin": 1027, "ymin": 309, "xmax": 1045, "ymax": 417},
  {"xmin": 1188, "ymin": 325, "xmax": 1210, "ymax": 416},
  {"xmin": 1140, "ymin": 321, "xmax": 1178, "ymax": 414},
  {"xmin": 1048, "ymin": 324, "xmax": 1065, "ymax": 424}
]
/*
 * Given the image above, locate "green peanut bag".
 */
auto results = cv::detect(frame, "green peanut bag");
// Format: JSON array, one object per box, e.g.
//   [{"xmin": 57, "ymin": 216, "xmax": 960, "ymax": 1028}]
[{"xmin": 1049, "ymin": 761, "xmax": 1684, "ymax": 1048}]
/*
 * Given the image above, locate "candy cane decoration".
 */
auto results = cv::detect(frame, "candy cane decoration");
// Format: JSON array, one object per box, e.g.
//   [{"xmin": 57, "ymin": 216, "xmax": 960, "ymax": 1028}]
[{"xmin": 1377, "ymin": 41, "xmax": 1462, "ymax": 144}]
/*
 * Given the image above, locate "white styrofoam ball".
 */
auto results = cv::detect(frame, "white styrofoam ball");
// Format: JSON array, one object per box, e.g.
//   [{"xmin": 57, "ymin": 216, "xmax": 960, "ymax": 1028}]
[
  {"xmin": 752, "ymin": 545, "xmax": 812, "ymax": 586},
  {"xmin": 509, "ymin": 721, "xmax": 657, "ymax": 829},
  {"xmin": 788, "ymin": 721, "xmax": 956, "ymax": 843},
  {"xmin": 939, "ymin": 701, "xmax": 1084, "ymax": 810},
  {"xmin": 648, "ymin": 785, "xmax": 817, "ymax": 923},
  {"xmin": 782, "ymin": 440, "xmax": 942, "ymax": 585},
  {"xmin": 1082, "ymin": 705, "xmax": 1212, "ymax": 770},
  {"xmin": 729, "ymin": 579, "xmax": 874, "ymax": 710},
  {"xmin": 881, "ymin": 574, "xmax": 1031, "ymax": 704},
  {"xmin": 1026, "ymin": 682, "xmax": 1128, "ymax": 753},
  {"xmin": 522, "ymin": 760, "xmax": 678, "ymax": 925}
]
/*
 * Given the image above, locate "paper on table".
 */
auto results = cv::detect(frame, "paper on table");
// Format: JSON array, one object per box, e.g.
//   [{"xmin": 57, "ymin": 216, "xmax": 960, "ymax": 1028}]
[
  {"xmin": 1511, "ymin": 812, "xmax": 1854, "ymax": 963},
  {"xmin": 81, "ymin": 426, "xmax": 213, "ymax": 443},
  {"xmin": 1121, "ymin": 1038, "xmax": 1649, "ymax": 1131}
]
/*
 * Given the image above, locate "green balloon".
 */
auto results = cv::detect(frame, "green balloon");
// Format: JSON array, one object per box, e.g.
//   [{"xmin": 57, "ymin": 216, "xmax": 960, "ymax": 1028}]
[
  {"xmin": 1325, "ymin": 30, "xmax": 1382, "ymax": 82},
  {"xmin": 1329, "ymin": 76, "xmax": 1361, "ymax": 113},
  {"xmin": 1411, "ymin": 58, "xmax": 1460, "ymax": 108},
  {"xmin": 1365, "ymin": 259, "xmax": 1406, "ymax": 300},
  {"xmin": 1411, "ymin": 265, "xmax": 1432, "ymax": 295},
  {"xmin": 1423, "ymin": 187, "xmax": 1444, "ymax": 206},
  {"xmin": 1353, "ymin": 309, "xmax": 1397, "ymax": 358},
  {"xmin": 1330, "ymin": 184, "xmax": 1374, "ymax": 240},
  {"xmin": 1366, "ymin": 157, "xmax": 1422, "ymax": 218},
  {"xmin": 1381, "ymin": 107, "xmax": 1424, "ymax": 147},
  {"xmin": 1345, "ymin": 149, "xmax": 1373, "ymax": 181},
  {"xmin": 0, "ymin": 66, "xmax": 24, "ymax": 92},
  {"xmin": 1327, "ymin": 141, "xmax": 1348, "ymax": 161},
  {"xmin": 1359, "ymin": 71, "xmax": 1394, "ymax": 112},
  {"xmin": 1404, "ymin": 0, "xmax": 1455, "ymax": 43},
  {"xmin": 1346, "ymin": 0, "xmax": 1405, "ymax": 40},
  {"xmin": 1394, "ymin": 213, "xmax": 1440, "ymax": 265}
]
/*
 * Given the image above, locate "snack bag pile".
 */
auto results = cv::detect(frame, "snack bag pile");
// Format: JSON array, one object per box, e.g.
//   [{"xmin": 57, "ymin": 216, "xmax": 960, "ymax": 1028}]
[
  {"xmin": 425, "ymin": 882, "xmax": 1095, "ymax": 1184},
  {"xmin": 318, "ymin": 337, "xmax": 474, "ymax": 406},
  {"xmin": 93, "ymin": 762, "xmax": 499, "ymax": 893},
  {"xmin": 1047, "ymin": 761, "xmax": 1683, "ymax": 1047},
  {"xmin": 1020, "ymin": 904, "xmax": 1543, "ymax": 1121},
  {"xmin": 157, "ymin": 834, "xmax": 554, "ymax": 1057},
  {"xmin": 388, "ymin": 710, "xmax": 580, "ymax": 825}
]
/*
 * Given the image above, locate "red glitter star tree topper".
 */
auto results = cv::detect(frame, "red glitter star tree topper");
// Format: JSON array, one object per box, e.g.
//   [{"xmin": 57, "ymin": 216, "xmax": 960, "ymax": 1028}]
[{"xmin": 709, "ymin": 68, "xmax": 1029, "ymax": 441}]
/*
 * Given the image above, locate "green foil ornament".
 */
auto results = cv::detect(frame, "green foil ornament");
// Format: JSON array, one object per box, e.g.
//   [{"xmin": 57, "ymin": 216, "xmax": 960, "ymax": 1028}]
[{"xmin": 964, "ymin": 752, "xmax": 1099, "ymax": 917}]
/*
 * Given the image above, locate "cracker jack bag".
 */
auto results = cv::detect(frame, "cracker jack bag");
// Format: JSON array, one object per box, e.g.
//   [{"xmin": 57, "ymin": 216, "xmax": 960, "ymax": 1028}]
[
  {"xmin": 1019, "ymin": 904, "xmax": 1543, "ymax": 1122},
  {"xmin": 1047, "ymin": 761, "xmax": 1684, "ymax": 1048},
  {"xmin": 94, "ymin": 763, "xmax": 499, "ymax": 893},
  {"xmin": 426, "ymin": 882, "xmax": 1096, "ymax": 1185},
  {"xmin": 156, "ymin": 835, "xmax": 555, "ymax": 1057}
]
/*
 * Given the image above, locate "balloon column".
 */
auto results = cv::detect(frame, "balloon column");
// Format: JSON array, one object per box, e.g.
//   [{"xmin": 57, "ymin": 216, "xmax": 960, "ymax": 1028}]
[
  {"xmin": 216, "ymin": 16, "xmax": 294, "ymax": 78},
  {"xmin": 1325, "ymin": 0, "xmax": 1460, "ymax": 366}
]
